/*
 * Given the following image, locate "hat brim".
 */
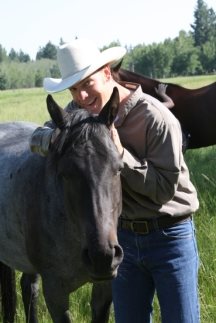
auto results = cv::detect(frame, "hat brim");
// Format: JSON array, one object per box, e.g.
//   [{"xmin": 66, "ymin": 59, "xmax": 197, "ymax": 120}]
[{"xmin": 43, "ymin": 46, "xmax": 126, "ymax": 93}]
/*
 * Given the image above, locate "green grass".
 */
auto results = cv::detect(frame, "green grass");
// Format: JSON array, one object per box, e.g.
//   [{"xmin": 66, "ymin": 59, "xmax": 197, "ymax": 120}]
[
  {"xmin": 160, "ymin": 74, "xmax": 216, "ymax": 89},
  {"xmin": 0, "ymin": 74, "xmax": 216, "ymax": 322},
  {"xmin": 0, "ymin": 88, "xmax": 71, "ymax": 124},
  {"xmin": 184, "ymin": 147, "xmax": 216, "ymax": 322}
]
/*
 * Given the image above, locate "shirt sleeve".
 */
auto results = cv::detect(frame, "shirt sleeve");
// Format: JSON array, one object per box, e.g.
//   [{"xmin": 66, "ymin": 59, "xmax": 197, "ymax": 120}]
[{"xmin": 121, "ymin": 117, "xmax": 182, "ymax": 205}]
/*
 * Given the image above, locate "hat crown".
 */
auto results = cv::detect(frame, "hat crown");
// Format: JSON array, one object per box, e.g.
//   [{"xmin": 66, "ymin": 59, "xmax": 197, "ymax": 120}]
[
  {"xmin": 44, "ymin": 38, "xmax": 126, "ymax": 93},
  {"xmin": 57, "ymin": 39, "xmax": 101, "ymax": 79}
]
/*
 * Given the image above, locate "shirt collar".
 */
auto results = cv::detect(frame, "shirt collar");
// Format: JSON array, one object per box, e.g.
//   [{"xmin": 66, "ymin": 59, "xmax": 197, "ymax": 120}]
[{"xmin": 115, "ymin": 82, "xmax": 143, "ymax": 126}]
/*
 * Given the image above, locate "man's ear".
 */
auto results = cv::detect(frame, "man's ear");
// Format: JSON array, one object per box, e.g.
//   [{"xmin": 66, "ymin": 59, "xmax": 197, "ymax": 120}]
[
  {"xmin": 97, "ymin": 87, "xmax": 119, "ymax": 129},
  {"xmin": 103, "ymin": 65, "xmax": 112, "ymax": 81}
]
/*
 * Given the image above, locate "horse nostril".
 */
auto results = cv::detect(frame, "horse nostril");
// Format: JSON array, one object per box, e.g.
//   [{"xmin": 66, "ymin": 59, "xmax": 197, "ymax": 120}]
[
  {"xmin": 113, "ymin": 244, "xmax": 124, "ymax": 262},
  {"xmin": 82, "ymin": 248, "xmax": 91, "ymax": 267}
]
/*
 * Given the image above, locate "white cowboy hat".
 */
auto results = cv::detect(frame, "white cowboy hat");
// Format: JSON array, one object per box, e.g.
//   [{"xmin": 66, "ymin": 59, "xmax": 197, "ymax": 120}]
[{"xmin": 43, "ymin": 38, "xmax": 126, "ymax": 93}]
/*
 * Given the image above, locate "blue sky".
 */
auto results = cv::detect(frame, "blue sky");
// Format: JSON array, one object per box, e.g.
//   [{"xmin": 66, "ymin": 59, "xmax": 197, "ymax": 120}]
[{"xmin": 1, "ymin": 0, "xmax": 216, "ymax": 60}]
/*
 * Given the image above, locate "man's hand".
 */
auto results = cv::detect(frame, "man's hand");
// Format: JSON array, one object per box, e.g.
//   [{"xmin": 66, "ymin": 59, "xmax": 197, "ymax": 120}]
[{"xmin": 30, "ymin": 127, "xmax": 54, "ymax": 156}]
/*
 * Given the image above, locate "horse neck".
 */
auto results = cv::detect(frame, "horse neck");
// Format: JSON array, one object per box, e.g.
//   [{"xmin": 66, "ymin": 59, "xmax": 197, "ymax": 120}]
[
  {"xmin": 45, "ymin": 162, "xmax": 65, "ymax": 211},
  {"xmin": 119, "ymin": 69, "xmax": 160, "ymax": 96}
]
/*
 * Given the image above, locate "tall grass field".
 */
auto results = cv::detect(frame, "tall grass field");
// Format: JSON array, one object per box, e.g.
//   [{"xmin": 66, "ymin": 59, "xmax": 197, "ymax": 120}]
[{"xmin": 0, "ymin": 74, "xmax": 216, "ymax": 322}]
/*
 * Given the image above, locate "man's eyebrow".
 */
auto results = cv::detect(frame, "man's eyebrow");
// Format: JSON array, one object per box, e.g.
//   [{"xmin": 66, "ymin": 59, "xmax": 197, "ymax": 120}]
[{"xmin": 69, "ymin": 77, "xmax": 92, "ymax": 91}]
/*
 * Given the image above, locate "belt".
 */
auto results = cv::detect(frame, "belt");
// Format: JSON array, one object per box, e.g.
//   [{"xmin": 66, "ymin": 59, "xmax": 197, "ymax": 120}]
[{"xmin": 118, "ymin": 214, "xmax": 192, "ymax": 235}]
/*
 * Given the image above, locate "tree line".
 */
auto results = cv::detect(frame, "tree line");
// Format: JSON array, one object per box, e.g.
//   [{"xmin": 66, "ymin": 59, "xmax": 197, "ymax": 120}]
[{"xmin": 0, "ymin": 0, "xmax": 215, "ymax": 90}]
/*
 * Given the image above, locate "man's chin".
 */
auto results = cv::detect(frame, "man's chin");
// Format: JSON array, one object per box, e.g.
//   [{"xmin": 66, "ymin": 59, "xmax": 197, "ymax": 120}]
[{"xmin": 88, "ymin": 106, "xmax": 100, "ymax": 114}]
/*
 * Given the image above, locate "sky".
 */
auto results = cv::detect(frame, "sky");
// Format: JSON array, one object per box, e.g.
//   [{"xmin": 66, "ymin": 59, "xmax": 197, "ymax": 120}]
[{"xmin": 1, "ymin": 0, "xmax": 216, "ymax": 60}]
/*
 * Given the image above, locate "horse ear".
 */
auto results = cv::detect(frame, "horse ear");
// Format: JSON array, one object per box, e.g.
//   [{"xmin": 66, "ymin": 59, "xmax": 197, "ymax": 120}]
[
  {"xmin": 111, "ymin": 60, "xmax": 123, "ymax": 82},
  {"xmin": 46, "ymin": 95, "xmax": 67, "ymax": 130},
  {"xmin": 111, "ymin": 59, "xmax": 123, "ymax": 73},
  {"xmin": 98, "ymin": 87, "xmax": 119, "ymax": 129}
]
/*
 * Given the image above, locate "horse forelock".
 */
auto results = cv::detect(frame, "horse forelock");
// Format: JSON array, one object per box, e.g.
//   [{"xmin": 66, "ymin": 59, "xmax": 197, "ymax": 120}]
[{"xmin": 51, "ymin": 108, "xmax": 109, "ymax": 156}]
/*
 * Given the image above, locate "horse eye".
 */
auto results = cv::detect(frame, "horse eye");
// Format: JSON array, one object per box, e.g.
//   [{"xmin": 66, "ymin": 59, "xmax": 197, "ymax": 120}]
[
  {"xmin": 117, "ymin": 167, "xmax": 123, "ymax": 175},
  {"xmin": 62, "ymin": 174, "xmax": 69, "ymax": 181},
  {"xmin": 119, "ymin": 162, "xmax": 123, "ymax": 172}
]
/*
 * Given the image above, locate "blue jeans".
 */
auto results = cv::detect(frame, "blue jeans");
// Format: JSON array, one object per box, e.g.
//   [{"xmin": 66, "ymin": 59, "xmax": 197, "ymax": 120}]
[{"xmin": 112, "ymin": 219, "xmax": 200, "ymax": 323}]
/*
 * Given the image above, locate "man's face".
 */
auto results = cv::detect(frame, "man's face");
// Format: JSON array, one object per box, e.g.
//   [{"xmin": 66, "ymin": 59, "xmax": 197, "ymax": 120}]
[{"xmin": 69, "ymin": 66, "xmax": 112, "ymax": 114}]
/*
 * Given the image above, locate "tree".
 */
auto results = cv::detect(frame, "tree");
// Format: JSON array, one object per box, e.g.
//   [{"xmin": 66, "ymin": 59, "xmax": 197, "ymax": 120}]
[
  {"xmin": 0, "ymin": 45, "xmax": 7, "ymax": 62},
  {"xmin": 191, "ymin": 0, "xmax": 216, "ymax": 46},
  {"xmin": 18, "ymin": 50, "xmax": 30, "ymax": 63},
  {"xmin": 0, "ymin": 69, "xmax": 7, "ymax": 90},
  {"xmin": 59, "ymin": 38, "xmax": 65, "ymax": 46},
  {"xmin": 130, "ymin": 44, "xmax": 151, "ymax": 76},
  {"xmin": 8, "ymin": 48, "xmax": 30, "ymax": 63},
  {"xmin": 35, "ymin": 69, "xmax": 43, "ymax": 87},
  {"xmin": 172, "ymin": 31, "xmax": 202, "ymax": 75},
  {"xmin": 100, "ymin": 40, "xmax": 121, "ymax": 51},
  {"xmin": 36, "ymin": 41, "xmax": 57, "ymax": 60},
  {"xmin": 8, "ymin": 48, "xmax": 19, "ymax": 61},
  {"xmin": 130, "ymin": 40, "xmax": 174, "ymax": 78},
  {"xmin": 199, "ymin": 40, "xmax": 216, "ymax": 72},
  {"xmin": 50, "ymin": 64, "xmax": 60, "ymax": 78}
]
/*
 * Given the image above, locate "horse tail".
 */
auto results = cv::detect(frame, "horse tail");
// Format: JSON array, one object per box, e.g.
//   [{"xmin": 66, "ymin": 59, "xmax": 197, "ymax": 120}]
[{"xmin": 0, "ymin": 262, "xmax": 16, "ymax": 323}]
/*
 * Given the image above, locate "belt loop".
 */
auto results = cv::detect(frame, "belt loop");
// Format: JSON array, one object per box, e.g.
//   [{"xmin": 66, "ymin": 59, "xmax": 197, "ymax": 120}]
[
  {"xmin": 119, "ymin": 217, "xmax": 122, "ymax": 228},
  {"xmin": 152, "ymin": 218, "xmax": 159, "ymax": 231}
]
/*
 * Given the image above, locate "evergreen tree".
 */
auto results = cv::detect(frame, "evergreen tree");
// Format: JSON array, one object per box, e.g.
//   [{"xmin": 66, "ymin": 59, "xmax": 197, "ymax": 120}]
[
  {"xmin": 18, "ymin": 50, "xmax": 30, "ymax": 63},
  {"xmin": 59, "ymin": 38, "xmax": 65, "ymax": 46},
  {"xmin": 191, "ymin": 0, "xmax": 216, "ymax": 46},
  {"xmin": 8, "ymin": 48, "xmax": 19, "ymax": 61},
  {"xmin": 0, "ymin": 69, "xmax": 7, "ymax": 90},
  {"xmin": 36, "ymin": 41, "xmax": 57, "ymax": 60},
  {"xmin": 0, "ymin": 45, "xmax": 7, "ymax": 62}
]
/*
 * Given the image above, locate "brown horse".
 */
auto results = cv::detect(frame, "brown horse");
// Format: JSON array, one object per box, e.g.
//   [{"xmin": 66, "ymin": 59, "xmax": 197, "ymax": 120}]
[{"xmin": 114, "ymin": 67, "xmax": 216, "ymax": 149}]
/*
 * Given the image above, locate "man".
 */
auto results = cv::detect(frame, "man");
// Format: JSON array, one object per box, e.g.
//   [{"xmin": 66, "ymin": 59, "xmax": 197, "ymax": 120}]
[{"xmin": 31, "ymin": 38, "xmax": 200, "ymax": 323}]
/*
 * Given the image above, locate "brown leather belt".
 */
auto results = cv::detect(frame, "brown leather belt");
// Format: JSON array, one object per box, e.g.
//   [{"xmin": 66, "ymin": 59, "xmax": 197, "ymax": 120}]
[{"xmin": 118, "ymin": 214, "xmax": 192, "ymax": 235}]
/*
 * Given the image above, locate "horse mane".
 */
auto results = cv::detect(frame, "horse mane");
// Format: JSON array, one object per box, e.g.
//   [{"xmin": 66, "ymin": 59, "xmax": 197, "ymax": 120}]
[{"xmin": 51, "ymin": 108, "xmax": 105, "ymax": 156}]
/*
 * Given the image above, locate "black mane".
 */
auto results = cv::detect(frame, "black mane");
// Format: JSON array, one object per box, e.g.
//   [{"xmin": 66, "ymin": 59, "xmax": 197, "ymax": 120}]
[{"xmin": 52, "ymin": 108, "xmax": 108, "ymax": 155}]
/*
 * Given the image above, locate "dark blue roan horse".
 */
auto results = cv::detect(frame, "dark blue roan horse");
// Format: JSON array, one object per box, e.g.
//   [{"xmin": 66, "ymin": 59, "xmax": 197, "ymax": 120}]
[{"xmin": 0, "ymin": 88, "xmax": 123, "ymax": 323}]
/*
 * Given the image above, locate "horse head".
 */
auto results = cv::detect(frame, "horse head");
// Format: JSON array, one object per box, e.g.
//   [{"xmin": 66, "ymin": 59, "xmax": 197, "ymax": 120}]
[{"xmin": 46, "ymin": 87, "xmax": 123, "ymax": 281}]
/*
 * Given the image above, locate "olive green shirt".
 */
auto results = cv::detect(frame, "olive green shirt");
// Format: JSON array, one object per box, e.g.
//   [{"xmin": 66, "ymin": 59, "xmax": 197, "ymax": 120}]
[{"xmin": 114, "ymin": 82, "xmax": 199, "ymax": 220}]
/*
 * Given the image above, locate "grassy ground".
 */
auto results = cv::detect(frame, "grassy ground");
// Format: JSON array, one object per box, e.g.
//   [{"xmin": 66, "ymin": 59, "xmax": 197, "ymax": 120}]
[
  {"xmin": 0, "ymin": 74, "xmax": 216, "ymax": 322},
  {"xmin": 0, "ymin": 87, "xmax": 71, "ymax": 124},
  {"xmin": 185, "ymin": 147, "xmax": 216, "ymax": 322},
  {"xmin": 161, "ymin": 74, "xmax": 216, "ymax": 89}
]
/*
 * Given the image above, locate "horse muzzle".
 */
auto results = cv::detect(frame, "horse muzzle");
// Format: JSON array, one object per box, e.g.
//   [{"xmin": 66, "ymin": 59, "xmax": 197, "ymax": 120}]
[{"xmin": 82, "ymin": 243, "xmax": 124, "ymax": 281}]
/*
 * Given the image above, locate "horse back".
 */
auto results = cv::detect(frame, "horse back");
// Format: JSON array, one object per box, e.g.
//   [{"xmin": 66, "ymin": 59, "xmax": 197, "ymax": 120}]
[{"xmin": 0, "ymin": 122, "xmax": 45, "ymax": 272}]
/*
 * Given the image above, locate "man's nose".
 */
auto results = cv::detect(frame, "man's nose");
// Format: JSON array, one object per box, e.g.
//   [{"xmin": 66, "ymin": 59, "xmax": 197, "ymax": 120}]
[{"xmin": 78, "ymin": 90, "xmax": 88, "ymax": 102}]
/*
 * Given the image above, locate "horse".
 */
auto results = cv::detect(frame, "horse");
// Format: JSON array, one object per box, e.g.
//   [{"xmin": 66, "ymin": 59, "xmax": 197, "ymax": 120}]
[
  {"xmin": 113, "ymin": 67, "xmax": 216, "ymax": 150},
  {"xmin": 0, "ymin": 87, "xmax": 123, "ymax": 323}
]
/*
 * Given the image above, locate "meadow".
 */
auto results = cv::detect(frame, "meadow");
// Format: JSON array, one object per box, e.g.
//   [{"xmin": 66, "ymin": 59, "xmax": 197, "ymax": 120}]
[{"xmin": 0, "ymin": 74, "xmax": 216, "ymax": 322}]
